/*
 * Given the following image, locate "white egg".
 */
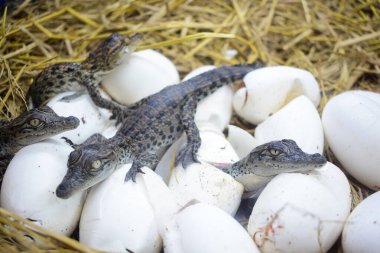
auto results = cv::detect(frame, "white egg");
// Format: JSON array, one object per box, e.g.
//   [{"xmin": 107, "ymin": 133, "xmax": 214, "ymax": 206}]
[
  {"xmin": 322, "ymin": 90, "xmax": 380, "ymax": 190},
  {"xmin": 156, "ymin": 122, "xmax": 243, "ymax": 215},
  {"xmin": 169, "ymin": 163, "xmax": 243, "ymax": 216},
  {"xmin": 80, "ymin": 164, "xmax": 161, "ymax": 253},
  {"xmin": 184, "ymin": 66, "xmax": 233, "ymax": 131},
  {"xmin": 142, "ymin": 169, "xmax": 259, "ymax": 253},
  {"xmin": 233, "ymin": 66, "xmax": 321, "ymax": 124},
  {"xmin": 225, "ymin": 124, "xmax": 259, "ymax": 159},
  {"xmin": 155, "ymin": 122, "xmax": 239, "ymax": 179},
  {"xmin": 247, "ymin": 162, "xmax": 351, "ymax": 253},
  {"xmin": 1, "ymin": 140, "xmax": 86, "ymax": 236},
  {"xmin": 342, "ymin": 191, "xmax": 380, "ymax": 253},
  {"xmin": 47, "ymin": 92, "xmax": 112, "ymax": 144},
  {"xmin": 255, "ymin": 95, "xmax": 324, "ymax": 154},
  {"xmin": 102, "ymin": 49, "xmax": 180, "ymax": 104},
  {"xmin": 175, "ymin": 203, "xmax": 260, "ymax": 253}
]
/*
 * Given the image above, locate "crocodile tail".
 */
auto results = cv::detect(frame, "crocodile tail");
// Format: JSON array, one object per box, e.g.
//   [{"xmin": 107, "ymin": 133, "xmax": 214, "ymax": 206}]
[
  {"xmin": 231, "ymin": 60, "xmax": 265, "ymax": 69},
  {"xmin": 184, "ymin": 61, "xmax": 263, "ymax": 101}
]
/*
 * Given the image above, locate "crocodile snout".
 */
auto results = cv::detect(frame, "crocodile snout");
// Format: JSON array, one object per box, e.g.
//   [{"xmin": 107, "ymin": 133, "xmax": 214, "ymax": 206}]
[
  {"xmin": 66, "ymin": 116, "xmax": 80, "ymax": 128},
  {"xmin": 55, "ymin": 183, "xmax": 71, "ymax": 199},
  {"xmin": 310, "ymin": 153, "xmax": 327, "ymax": 167}
]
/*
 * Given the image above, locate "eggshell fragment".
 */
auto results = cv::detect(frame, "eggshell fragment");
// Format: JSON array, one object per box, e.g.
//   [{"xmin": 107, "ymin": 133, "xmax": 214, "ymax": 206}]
[
  {"xmin": 47, "ymin": 92, "xmax": 112, "ymax": 144},
  {"xmin": 183, "ymin": 66, "xmax": 233, "ymax": 131},
  {"xmin": 139, "ymin": 167, "xmax": 183, "ymax": 253},
  {"xmin": 255, "ymin": 95, "xmax": 324, "ymax": 154},
  {"xmin": 233, "ymin": 66, "xmax": 321, "ymax": 124},
  {"xmin": 247, "ymin": 162, "xmax": 351, "ymax": 253},
  {"xmin": 156, "ymin": 123, "xmax": 243, "ymax": 215},
  {"xmin": 142, "ymin": 168, "xmax": 259, "ymax": 253},
  {"xmin": 175, "ymin": 203, "xmax": 260, "ymax": 253},
  {"xmin": 342, "ymin": 191, "xmax": 380, "ymax": 253},
  {"xmin": 79, "ymin": 164, "xmax": 161, "ymax": 253},
  {"xmin": 225, "ymin": 124, "xmax": 259, "ymax": 159},
  {"xmin": 102, "ymin": 49, "xmax": 180, "ymax": 104},
  {"xmin": 322, "ymin": 90, "xmax": 380, "ymax": 190},
  {"xmin": 1, "ymin": 140, "xmax": 86, "ymax": 236}
]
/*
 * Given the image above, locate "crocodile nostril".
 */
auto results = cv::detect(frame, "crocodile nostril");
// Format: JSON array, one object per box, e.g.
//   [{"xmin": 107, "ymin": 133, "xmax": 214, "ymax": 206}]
[
  {"xmin": 67, "ymin": 116, "xmax": 80, "ymax": 127},
  {"xmin": 56, "ymin": 184, "xmax": 69, "ymax": 199},
  {"xmin": 311, "ymin": 154, "xmax": 327, "ymax": 165}
]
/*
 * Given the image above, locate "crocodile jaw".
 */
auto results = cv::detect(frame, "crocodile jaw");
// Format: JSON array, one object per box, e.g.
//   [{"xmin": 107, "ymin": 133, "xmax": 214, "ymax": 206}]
[{"xmin": 56, "ymin": 165, "xmax": 114, "ymax": 199}]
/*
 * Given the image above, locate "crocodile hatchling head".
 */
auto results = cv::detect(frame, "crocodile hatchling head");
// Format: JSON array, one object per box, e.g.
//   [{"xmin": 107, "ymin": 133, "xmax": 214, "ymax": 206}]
[
  {"xmin": 9, "ymin": 106, "xmax": 79, "ymax": 146},
  {"xmin": 82, "ymin": 33, "xmax": 143, "ymax": 75},
  {"xmin": 222, "ymin": 139, "xmax": 327, "ymax": 190},
  {"xmin": 56, "ymin": 142, "xmax": 124, "ymax": 199}
]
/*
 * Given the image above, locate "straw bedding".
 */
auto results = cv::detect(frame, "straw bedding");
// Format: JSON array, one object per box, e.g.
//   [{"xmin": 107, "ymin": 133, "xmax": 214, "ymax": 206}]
[{"xmin": 0, "ymin": 0, "xmax": 379, "ymax": 251}]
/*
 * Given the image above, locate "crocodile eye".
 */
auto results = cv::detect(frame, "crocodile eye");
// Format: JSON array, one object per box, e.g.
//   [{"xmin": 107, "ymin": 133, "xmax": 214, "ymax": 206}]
[
  {"xmin": 68, "ymin": 150, "xmax": 82, "ymax": 165},
  {"xmin": 91, "ymin": 160, "xmax": 102, "ymax": 170},
  {"xmin": 269, "ymin": 148, "xmax": 281, "ymax": 156},
  {"xmin": 29, "ymin": 118, "xmax": 42, "ymax": 127}
]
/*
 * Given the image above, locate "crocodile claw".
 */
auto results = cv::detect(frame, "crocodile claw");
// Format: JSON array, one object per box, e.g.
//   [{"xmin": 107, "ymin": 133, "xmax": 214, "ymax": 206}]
[
  {"xmin": 61, "ymin": 137, "xmax": 76, "ymax": 148},
  {"xmin": 175, "ymin": 144, "xmax": 200, "ymax": 168},
  {"xmin": 124, "ymin": 166, "xmax": 145, "ymax": 182}
]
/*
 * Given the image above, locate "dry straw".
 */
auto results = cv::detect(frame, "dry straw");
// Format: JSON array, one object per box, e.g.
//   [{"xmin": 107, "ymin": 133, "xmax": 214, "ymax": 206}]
[{"xmin": 0, "ymin": 0, "xmax": 379, "ymax": 251}]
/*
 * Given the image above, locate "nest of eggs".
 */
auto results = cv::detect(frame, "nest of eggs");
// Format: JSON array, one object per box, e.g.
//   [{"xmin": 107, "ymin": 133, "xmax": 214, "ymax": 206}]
[{"xmin": 0, "ymin": 0, "xmax": 379, "ymax": 251}]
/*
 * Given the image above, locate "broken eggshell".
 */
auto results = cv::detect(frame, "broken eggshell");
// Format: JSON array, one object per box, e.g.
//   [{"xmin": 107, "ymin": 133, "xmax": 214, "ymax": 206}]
[
  {"xmin": 102, "ymin": 49, "xmax": 180, "ymax": 104},
  {"xmin": 225, "ymin": 124, "xmax": 259, "ymax": 159},
  {"xmin": 47, "ymin": 91, "xmax": 112, "ymax": 144},
  {"xmin": 175, "ymin": 203, "xmax": 260, "ymax": 253},
  {"xmin": 141, "ymin": 169, "xmax": 260, "ymax": 253},
  {"xmin": 342, "ymin": 191, "xmax": 380, "ymax": 253},
  {"xmin": 233, "ymin": 66, "xmax": 321, "ymax": 125},
  {"xmin": 247, "ymin": 162, "xmax": 351, "ymax": 253},
  {"xmin": 156, "ymin": 122, "xmax": 244, "ymax": 216},
  {"xmin": 79, "ymin": 164, "xmax": 161, "ymax": 253},
  {"xmin": 1, "ymin": 140, "xmax": 86, "ymax": 236},
  {"xmin": 183, "ymin": 65, "xmax": 234, "ymax": 131},
  {"xmin": 255, "ymin": 95, "xmax": 324, "ymax": 154},
  {"xmin": 322, "ymin": 90, "xmax": 380, "ymax": 190}
]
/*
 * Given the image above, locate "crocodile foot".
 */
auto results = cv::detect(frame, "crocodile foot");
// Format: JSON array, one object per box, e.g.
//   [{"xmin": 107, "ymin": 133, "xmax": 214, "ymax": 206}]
[
  {"xmin": 124, "ymin": 164, "xmax": 145, "ymax": 182},
  {"xmin": 175, "ymin": 144, "xmax": 200, "ymax": 168}
]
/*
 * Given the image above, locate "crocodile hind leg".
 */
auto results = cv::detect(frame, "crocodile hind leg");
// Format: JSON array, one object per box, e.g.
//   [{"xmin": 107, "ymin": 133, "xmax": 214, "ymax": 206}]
[
  {"xmin": 175, "ymin": 96, "xmax": 201, "ymax": 168},
  {"xmin": 124, "ymin": 152, "xmax": 159, "ymax": 182}
]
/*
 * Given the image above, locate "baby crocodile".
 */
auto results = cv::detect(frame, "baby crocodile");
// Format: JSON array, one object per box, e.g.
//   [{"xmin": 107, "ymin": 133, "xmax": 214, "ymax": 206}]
[
  {"xmin": 56, "ymin": 64, "xmax": 261, "ymax": 198},
  {"xmin": 26, "ymin": 33, "xmax": 142, "ymax": 107},
  {"xmin": 220, "ymin": 139, "xmax": 326, "ymax": 192},
  {"xmin": 0, "ymin": 106, "xmax": 79, "ymax": 180}
]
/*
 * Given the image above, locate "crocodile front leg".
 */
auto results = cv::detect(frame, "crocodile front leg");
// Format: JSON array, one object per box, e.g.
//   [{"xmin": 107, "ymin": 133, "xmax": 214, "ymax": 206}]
[
  {"xmin": 124, "ymin": 152, "xmax": 159, "ymax": 182},
  {"xmin": 175, "ymin": 95, "xmax": 201, "ymax": 168},
  {"xmin": 84, "ymin": 77, "xmax": 141, "ymax": 124}
]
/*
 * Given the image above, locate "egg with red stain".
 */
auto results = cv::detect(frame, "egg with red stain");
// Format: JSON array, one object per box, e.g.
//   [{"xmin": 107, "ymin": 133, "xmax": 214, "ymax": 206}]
[{"xmin": 247, "ymin": 162, "xmax": 351, "ymax": 253}]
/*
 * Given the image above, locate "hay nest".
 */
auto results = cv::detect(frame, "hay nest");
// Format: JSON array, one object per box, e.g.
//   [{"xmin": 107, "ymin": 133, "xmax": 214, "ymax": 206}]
[{"xmin": 0, "ymin": 0, "xmax": 379, "ymax": 251}]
